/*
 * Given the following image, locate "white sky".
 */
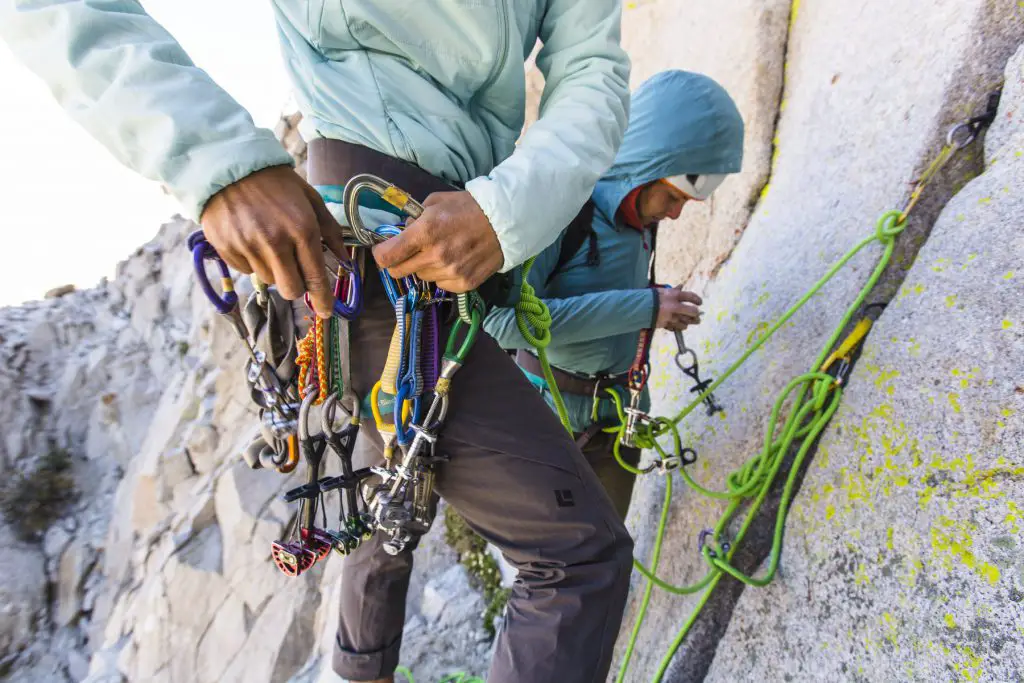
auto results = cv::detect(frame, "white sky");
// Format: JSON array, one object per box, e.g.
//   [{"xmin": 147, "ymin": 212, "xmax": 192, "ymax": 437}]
[{"xmin": 0, "ymin": 1, "xmax": 293, "ymax": 306}]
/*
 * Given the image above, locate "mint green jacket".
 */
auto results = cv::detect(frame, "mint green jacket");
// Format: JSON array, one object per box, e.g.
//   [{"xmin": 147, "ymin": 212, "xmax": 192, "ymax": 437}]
[{"xmin": 0, "ymin": 0, "xmax": 630, "ymax": 272}]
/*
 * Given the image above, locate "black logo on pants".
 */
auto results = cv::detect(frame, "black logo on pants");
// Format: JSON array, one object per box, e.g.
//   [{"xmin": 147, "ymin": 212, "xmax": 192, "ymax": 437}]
[{"xmin": 554, "ymin": 489, "xmax": 575, "ymax": 508}]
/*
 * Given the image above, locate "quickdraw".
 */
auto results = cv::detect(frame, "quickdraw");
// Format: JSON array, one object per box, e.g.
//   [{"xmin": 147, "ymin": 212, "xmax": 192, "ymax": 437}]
[
  {"xmin": 618, "ymin": 285, "xmax": 723, "ymax": 460},
  {"xmin": 672, "ymin": 330, "xmax": 722, "ymax": 416},
  {"xmin": 187, "ymin": 173, "xmax": 485, "ymax": 574},
  {"xmin": 621, "ymin": 326, "xmax": 654, "ymax": 449}
]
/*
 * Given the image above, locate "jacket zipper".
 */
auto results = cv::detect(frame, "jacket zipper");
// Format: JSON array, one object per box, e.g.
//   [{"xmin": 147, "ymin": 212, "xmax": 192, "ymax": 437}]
[{"xmin": 477, "ymin": 0, "xmax": 510, "ymax": 99}]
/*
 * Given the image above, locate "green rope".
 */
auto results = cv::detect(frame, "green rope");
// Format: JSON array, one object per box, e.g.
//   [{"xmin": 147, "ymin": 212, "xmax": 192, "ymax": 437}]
[
  {"xmin": 615, "ymin": 210, "xmax": 907, "ymax": 683},
  {"xmin": 514, "ymin": 256, "xmax": 573, "ymax": 434},
  {"xmin": 328, "ymin": 315, "xmax": 344, "ymax": 399}
]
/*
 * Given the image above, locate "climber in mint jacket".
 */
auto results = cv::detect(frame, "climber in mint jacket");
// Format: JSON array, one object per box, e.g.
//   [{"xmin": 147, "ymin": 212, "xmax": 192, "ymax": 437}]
[
  {"xmin": 2, "ymin": 4, "xmax": 638, "ymax": 683},
  {"xmin": 485, "ymin": 70, "xmax": 745, "ymax": 519}
]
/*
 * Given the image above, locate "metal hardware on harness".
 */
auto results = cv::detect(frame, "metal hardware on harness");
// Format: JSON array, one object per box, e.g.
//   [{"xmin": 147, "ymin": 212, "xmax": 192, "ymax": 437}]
[
  {"xmin": 622, "ymin": 389, "xmax": 652, "ymax": 449},
  {"xmin": 187, "ymin": 172, "xmax": 485, "ymax": 574},
  {"xmin": 673, "ymin": 331, "xmax": 723, "ymax": 416},
  {"xmin": 343, "ymin": 174, "xmax": 425, "ymax": 246}
]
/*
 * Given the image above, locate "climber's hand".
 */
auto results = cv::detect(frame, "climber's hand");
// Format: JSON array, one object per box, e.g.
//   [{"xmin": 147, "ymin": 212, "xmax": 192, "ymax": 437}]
[
  {"xmin": 656, "ymin": 287, "xmax": 702, "ymax": 331},
  {"xmin": 372, "ymin": 190, "xmax": 503, "ymax": 293},
  {"xmin": 200, "ymin": 165, "xmax": 350, "ymax": 319}
]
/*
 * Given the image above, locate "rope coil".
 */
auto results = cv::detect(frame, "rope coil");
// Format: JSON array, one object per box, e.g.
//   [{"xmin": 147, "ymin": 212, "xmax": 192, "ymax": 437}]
[{"xmin": 514, "ymin": 255, "xmax": 573, "ymax": 433}]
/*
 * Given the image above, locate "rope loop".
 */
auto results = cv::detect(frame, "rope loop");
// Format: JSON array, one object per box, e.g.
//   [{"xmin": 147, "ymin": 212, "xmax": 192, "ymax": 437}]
[
  {"xmin": 875, "ymin": 209, "xmax": 906, "ymax": 242},
  {"xmin": 514, "ymin": 256, "xmax": 572, "ymax": 432}
]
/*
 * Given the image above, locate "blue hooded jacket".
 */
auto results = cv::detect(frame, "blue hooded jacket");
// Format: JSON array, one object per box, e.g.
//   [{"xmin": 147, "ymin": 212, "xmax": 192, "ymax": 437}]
[{"xmin": 484, "ymin": 69, "xmax": 744, "ymax": 433}]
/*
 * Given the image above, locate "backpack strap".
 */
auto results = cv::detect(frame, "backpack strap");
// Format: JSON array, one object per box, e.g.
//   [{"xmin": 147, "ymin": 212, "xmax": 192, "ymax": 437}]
[{"xmin": 546, "ymin": 200, "xmax": 599, "ymax": 286}]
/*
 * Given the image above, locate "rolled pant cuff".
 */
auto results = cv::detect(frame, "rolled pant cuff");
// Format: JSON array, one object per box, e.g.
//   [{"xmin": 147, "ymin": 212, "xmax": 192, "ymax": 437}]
[{"xmin": 332, "ymin": 634, "xmax": 402, "ymax": 681}]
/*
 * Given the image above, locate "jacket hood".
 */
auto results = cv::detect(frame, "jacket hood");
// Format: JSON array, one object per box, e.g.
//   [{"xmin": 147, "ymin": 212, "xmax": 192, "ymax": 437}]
[{"xmin": 591, "ymin": 70, "xmax": 745, "ymax": 222}]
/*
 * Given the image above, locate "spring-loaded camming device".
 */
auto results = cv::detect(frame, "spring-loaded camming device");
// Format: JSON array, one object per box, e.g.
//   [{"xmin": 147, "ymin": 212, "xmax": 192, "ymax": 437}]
[{"xmin": 673, "ymin": 330, "xmax": 723, "ymax": 416}]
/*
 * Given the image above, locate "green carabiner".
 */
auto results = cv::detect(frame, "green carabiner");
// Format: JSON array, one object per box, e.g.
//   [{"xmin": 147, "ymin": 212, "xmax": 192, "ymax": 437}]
[{"xmin": 444, "ymin": 304, "xmax": 482, "ymax": 363}]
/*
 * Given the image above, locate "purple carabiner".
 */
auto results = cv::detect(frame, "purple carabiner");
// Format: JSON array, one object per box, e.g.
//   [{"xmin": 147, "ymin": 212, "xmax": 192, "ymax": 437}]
[
  {"xmin": 333, "ymin": 259, "xmax": 363, "ymax": 319},
  {"xmin": 187, "ymin": 230, "xmax": 238, "ymax": 315}
]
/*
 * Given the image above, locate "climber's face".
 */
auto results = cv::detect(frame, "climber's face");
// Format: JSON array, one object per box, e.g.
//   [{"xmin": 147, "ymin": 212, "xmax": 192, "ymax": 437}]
[{"xmin": 636, "ymin": 179, "xmax": 689, "ymax": 224}]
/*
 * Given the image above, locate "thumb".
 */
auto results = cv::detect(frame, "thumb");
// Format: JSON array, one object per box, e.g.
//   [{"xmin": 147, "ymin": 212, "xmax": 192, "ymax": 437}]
[{"xmin": 373, "ymin": 219, "xmax": 426, "ymax": 269}]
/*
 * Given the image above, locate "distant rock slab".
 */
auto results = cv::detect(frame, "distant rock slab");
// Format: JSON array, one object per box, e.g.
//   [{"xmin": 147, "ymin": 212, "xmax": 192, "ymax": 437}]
[{"xmin": 44, "ymin": 284, "xmax": 76, "ymax": 300}]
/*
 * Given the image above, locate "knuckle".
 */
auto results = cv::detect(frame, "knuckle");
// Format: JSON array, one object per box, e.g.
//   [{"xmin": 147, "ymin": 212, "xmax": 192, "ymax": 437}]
[
  {"xmin": 292, "ymin": 219, "xmax": 320, "ymax": 244},
  {"xmin": 264, "ymin": 228, "xmax": 290, "ymax": 251},
  {"xmin": 435, "ymin": 244, "xmax": 454, "ymax": 266},
  {"xmin": 278, "ymin": 283, "xmax": 300, "ymax": 300},
  {"xmin": 454, "ymin": 260, "xmax": 473, "ymax": 279},
  {"xmin": 304, "ymin": 271, "xmax": 326, "ymax": 290}
]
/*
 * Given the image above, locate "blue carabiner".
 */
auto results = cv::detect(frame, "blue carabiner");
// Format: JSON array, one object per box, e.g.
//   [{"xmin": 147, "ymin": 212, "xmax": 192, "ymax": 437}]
[{"xmin": 394, "ymin": 381, "xmax": 416, "ymax": 445}]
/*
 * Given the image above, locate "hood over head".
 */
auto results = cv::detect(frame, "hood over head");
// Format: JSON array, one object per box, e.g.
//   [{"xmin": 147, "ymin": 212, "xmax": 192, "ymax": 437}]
[{"xmin": 591, "ymin": 70, "xmax": 745, "ymax": 222}]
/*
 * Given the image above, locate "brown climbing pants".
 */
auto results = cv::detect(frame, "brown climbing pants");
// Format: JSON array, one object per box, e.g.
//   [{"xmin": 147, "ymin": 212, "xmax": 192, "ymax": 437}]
[
  {"xmin": 309, "ymin": 140, "xmax": 635, "ymax": 683},
  {"xmin": 574, "ymin": 430, "xmax": 641, "ymax": 522}
]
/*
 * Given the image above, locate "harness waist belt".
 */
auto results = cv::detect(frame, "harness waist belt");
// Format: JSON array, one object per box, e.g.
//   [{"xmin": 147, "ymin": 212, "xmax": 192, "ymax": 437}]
[
  {"xmin": 309, "ymin": 138, "xmax": 461, "ymax": 199},
  {"xmin": 515, "ymin": 350, "xmax": 629, "ymax": 397},
  {"xmin": 307, "ymin": 138, "xmax": 512, "ymax": 309}
]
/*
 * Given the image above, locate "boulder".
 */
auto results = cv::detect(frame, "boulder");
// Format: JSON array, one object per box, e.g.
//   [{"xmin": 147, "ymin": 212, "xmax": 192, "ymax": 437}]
[
  {"xmin": 397, "ymin": 564, "xmax": 491, "ymax": 683},
  {"xmin": 56, "ymin": 538, "xmax": 96, "ymax": 627}
]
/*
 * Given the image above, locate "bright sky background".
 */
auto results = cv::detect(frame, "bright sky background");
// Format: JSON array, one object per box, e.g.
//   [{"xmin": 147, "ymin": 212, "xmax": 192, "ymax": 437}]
[{"xmin": 0, "ymin": 1, "xmax": 293, "ymax": 306}]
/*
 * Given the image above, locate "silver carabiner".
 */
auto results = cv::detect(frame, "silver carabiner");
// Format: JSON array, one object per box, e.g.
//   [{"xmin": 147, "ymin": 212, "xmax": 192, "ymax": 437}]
[
  {"xmin": 342, "ymin": 174, "xmax": 425, "ymax": 247},
  {"xmin": 946, "ymin": 121, "xmax": 980, "ymax": 151},
  {"xmin": 657, "ymin": 456, "xmax": 682, "ymax": 475}
]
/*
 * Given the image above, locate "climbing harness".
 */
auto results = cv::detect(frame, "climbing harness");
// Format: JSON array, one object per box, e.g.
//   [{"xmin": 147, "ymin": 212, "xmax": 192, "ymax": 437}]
[
  {"xmin": 610, "ymin": 95, "xmax": 1001, "ymax": 682},
  {"xmin": 187, "ymin": 172, "xmax": 488, "ymax": 572}
]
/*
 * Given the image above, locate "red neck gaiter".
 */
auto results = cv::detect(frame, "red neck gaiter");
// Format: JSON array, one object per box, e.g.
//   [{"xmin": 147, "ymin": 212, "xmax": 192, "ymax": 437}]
[{"xmin": 618, "ymin": 185, "xmax": 646, "ymax": 231}]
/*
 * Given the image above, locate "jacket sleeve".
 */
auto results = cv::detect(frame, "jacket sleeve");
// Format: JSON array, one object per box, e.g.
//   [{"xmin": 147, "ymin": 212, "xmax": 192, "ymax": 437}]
[
  {"xmin": 0, "ymin": 0, "xmax": 294, "ymax": 222},
  {"xmin": 486, "ymin": 288, "xmax": 657, "ymax": 349},
  {"xmin": 464, "ymin": 0, "xmax": 630, "ymax": 272},
  {"xmin": 484, "ymin": 240, "xmax": 658, "ymax": 348}
]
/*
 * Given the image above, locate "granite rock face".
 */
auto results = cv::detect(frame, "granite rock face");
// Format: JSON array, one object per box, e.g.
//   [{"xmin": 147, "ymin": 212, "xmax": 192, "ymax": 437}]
[
  {"xmin": 617, "ymin": 2, "xmax": 1023, "ymax": 682},
  {"xmin": 705, "ymin": 43, "xmax": 1024, "ymax": 683}
]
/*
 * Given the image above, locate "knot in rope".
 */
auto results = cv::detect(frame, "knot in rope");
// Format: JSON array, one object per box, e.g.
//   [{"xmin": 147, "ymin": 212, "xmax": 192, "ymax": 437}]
[
  {"xmin": 514, "ymin": 259, "xmax": 553, "ymax": 348},
  {"xmin": 875, "ymin": 209, "xmax": 906, "ymax": 242},
  {"xmin": 631, "ymin": 420, "xmax": 660, "ymax": 451},
  {"xmin": 513, "ymin": 256, "xmax": 572, "ymax": 433}
]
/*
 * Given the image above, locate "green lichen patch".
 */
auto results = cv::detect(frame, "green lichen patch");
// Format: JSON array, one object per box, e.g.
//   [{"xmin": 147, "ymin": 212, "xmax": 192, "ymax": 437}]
[{"xmin": 443, "ymin": 507, "xmax": 511, "ymax": 638}]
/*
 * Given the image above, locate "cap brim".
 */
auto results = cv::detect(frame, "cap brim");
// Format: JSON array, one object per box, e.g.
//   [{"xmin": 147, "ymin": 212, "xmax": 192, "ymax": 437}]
[{"xmin": 665, "ymin": 173, "xmax": 728, "ymax": 201}]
